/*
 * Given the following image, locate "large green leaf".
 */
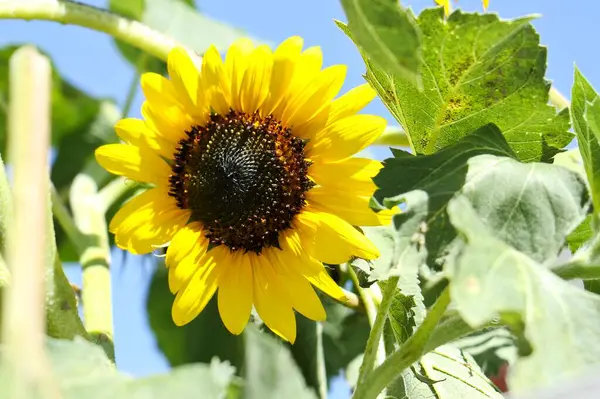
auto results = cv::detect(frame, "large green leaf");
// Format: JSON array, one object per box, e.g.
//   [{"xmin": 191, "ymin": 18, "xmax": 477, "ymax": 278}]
[
  {"xmin": 447, "ymin": 195, "xmax": 600, "ymax": 393},
  {"xmin": 388, "ymin": 345, "xmax": 503, "ymax": 399},
  {"xmin": 340, "ymin": 0, "xmax": 422, "ymax": 86},
  {"xmin": 374, "ymin": 124, "xmax": 589, "ymax": 267},
  {"xmin": 288, "ymin": 315, "xmax": 327, "ymax": 399},
  {"xmin": 110, "ymin": 0, "xmax": 253, "ymax": 74},
  {"xmin": 0, "ymin": 46, "xmax": 100, "ymax": 159},
  {"xmin": 571, "ymin": 67, "xmax": 600, "ymax": 210},
  {"xmin": 1, "ymin": 337, "xmax": 237, "ymax": 398},
  {"xmin": 146, "ymin": 266, "xmax": 245, "ymax": 369},
  {"xmin": 337, "ymin": 9, "xmax": 572, "ymax": 162},
  {"xmin": 244, "ymin": 327, "xmax": 316, "ymax": 399}
]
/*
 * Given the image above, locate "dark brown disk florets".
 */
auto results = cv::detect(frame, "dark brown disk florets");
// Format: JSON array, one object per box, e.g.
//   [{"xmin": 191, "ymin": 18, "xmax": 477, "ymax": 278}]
[{"xmin": 168, "ymin": 110, "xmax": 314, "ymax": 253}]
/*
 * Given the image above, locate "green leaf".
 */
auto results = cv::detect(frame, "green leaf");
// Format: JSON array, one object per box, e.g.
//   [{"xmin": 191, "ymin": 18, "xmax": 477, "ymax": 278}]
[
  {"xmin": 1, "ymin": 337, "xmax": 237, "ymax": 398},
  {"xmin": 388, "ymin": 345, "xmax": 503, "ymax": 399},
  {"xmin": 288, "ymin": 315, "xmax": 327, "ymax": 399},
  {"xmin": 244, "ymin": 327, "xmax": 316, "ymax": 399},
  {"xmin": 566, "ymin": 215, "xmax": 593, "ymax": 253},
  {"xmin": 454, "ymin": 328, "xmax": 517, "ymax": 377},
  {"xmin": 571, "ymin": 67, "xmax": 600, "ymax": 210},
  {"xmin": 337, "ymin": 10, "xmax": 572, "ymax": 161},
  {"xmin": 146, "ymin": 266, "xmax": 245, "ymax": 369},
  {"xmin": 110, "ymin": 0, "xmax": 254, "ymax": 74},
  {"xmin": 321, "ymin": 297, "xmax": 370, "ymax": 382},
  {"xmin": 0, "ymin": 46, "xmax": 100, "ymax": 159},
  {"xmin": 374, "ymin": 124, "xmax": 589, "ymax": 267},
  {"xmin": 340, "ymin": 0, "xmax": 422, "ymax": 87},
  {"xmin": 447, "ymin": 195, "xmax": 600, "ymax": 393}
]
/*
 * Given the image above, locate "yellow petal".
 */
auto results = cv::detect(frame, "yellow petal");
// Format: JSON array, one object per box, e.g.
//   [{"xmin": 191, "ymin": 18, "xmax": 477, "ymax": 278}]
[
  {"xmin": 167, "ymin": 47, "xmax": 200, "ymax": 112},
  {"xmin": 217, "ymin": 251, "xmax": 254, "ymax": 335},
  {"xmin": 483, "ymin": 0, "xmax": 489, "ymax": 10},
  {"xmin": 240, "ymin": 45, "xmax": 273, "ymax": 114},
  {"xmin": 142, "ymin": 101, "xmax": 193, "ymax": 145},
  {"xmin": 308, "ymin": 114, "xmax": 386, "ymax": 161},
  {"xmin": 262, "ymin": 36, "xmax": 304, "ymax": 115},
  {"xmin": 308, "ymin": 187, "xmax": 395, "ymax": 226},
  {"xmin": 110, "ymin": 188, "xmax": 190, "ymax": 255},
  {"xmin": 95, "ymin": 144, "xmax": 171, "ymax": 185},
  {"xmin": 171, "ymin": 246, "xmax": 228, "ymax": 326},
  {"xmin": 309, "ymin": 157, "xmax": 382, "ymax": 195},
  {"xmin": 297, "ymin": 207, "xmax": 380, "ymax": 263},
  {"xmin": 165, "ymin": 222, "xmax": 204, "ymax": 268},
  {"xmin": 329, "ymin": 84, "xmax": 377, "ymax": 123},
  {"xmin": 301, "ymin": 256, "xmax": 348, "ymax": 302},
  {"xmin": 140, "ymin": 72, "xmax": 180, "ymax": 109},
  {"xmin": 282, "ymin": 65, "xmax": 347, "ymax": 129},
  {"xmin": 168, "ymin": 232, "xmax": 210, "ymax": 294},
  {"xmin": 273, "ymin": 46, "xmax": 323, "ymax": 120},
  {"xmin": 200, "ymin": 45, "xmax": 229, "ymax": 115},
  {"xmin": 225, "ymin": 38, "xmax": 255, "ymax": 111},
  {"xmin": 266, "ymin": 248, "xmax": 326, "ymax": 321},
  {"xmin": 114, "ymin": 118, "xmax": 176, "ymax": 159},
  {"xmin": 435, "ymin": 0, "xmax": 451, "ymax": 15},
  {"xmin": 252, "ymin": 254, "xmax": 297, "ymax": 343}
]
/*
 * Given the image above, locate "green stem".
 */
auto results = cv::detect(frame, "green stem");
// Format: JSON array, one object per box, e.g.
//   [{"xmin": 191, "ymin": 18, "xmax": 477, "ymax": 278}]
[
  {"xmin": 97, "ymin": 177, "xmax": 138, "ymax": 212},
  {"xmin": 70, "ymin": 174, "xmax": 115, "ymax": 362},
  {"xmin": 352, "ymin": 287, "xmax": 451, "ymax": 399},
  {"xmin": 0, "ymin": 0, "xmax": 183, "ymax": 61},
  {"xmin": 355, "ymin": 276, "xmax": 399, "ymax": 389},
  {"xmin": 549, "ymin": 86, "xmax": 570, "ymax": 110},
  {"xmin": 3, "ymin": 45, "xmax": 61, "ymax": 399}
]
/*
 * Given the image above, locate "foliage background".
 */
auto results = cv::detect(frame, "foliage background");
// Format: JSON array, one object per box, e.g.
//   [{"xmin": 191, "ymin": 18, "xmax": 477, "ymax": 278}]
[{"xmin": 1, "ymin": 0, "xmax": 596, "ymax": 397}]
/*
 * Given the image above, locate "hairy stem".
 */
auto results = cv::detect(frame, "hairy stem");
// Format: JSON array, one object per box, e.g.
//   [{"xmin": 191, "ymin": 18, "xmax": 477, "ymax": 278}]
[
  {"xmin": 70, "ymin": 174, "xmax": 115, "ymax": 362},
  {"xmin": 2, "ymin": 45, "xmax": 60, "ymax": 399},
  {"xmin": 352, "ymin": 287, "xmax": 451, "ymax": 399},
  {"xmin": 0, "ymin": 0, "xmax": 182, "ymax": 60}
]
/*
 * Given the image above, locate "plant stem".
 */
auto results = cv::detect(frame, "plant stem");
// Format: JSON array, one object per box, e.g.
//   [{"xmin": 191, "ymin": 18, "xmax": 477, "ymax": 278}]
[
  {"xmin": 70, "ymin": 174, "xmax": 115, "ymax": 362},
  {"xmin": 355, "ymin": 277, "xmax": 399, "ymax": 389},
  {"xmin": 97, "ymin": 177, "xmax": 138, "ymax": 212},
  {"xmin": 0, "ymin": 153, "xmax": 13, "ymax": 252},
  {"xmin": 0, "ymin": 0, "xmax": 183, "ymax": 61},
  {"xmin": 352, "ymin": 287, "xmax": 451, "ymax": 399},
  {"xmin": 2, "ymin": 45, "xmax": 60, "ymax": 399},
  {"xmin": 549, "ymin": 87, "xmax": 570, "ymax": 110}
]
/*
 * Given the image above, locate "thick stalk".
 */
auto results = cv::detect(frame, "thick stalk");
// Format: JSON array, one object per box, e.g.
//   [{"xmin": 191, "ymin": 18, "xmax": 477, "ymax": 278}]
[
  {"xmin": 70, "ymin": 174, "xmax": 115, "ymax": 362},
  {"xmin": 352, "ymin": 287, "xmax": 451, "ymax": 399},
  {"xmin": 2, "ymin": 45, "xmax": 60, "ymax": 399}
]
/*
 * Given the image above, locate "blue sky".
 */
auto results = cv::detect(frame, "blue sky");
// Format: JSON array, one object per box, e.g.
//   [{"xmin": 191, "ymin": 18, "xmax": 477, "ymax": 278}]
[{"xmin": 0, "ymin": 0, "xmax": 598, "ymax": 397}]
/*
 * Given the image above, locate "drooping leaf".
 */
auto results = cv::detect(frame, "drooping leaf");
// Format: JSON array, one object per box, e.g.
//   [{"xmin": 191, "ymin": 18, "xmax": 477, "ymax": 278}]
[
  {"xmin": 374, "ymin": 124, "xmax": 589, "ymax": 267},
  {"xmin": 146, "ymin": 266, "xmax": 245, "ymax": 370},
  {"xmin": 388, "ymin": 345, "xmax": 503, "ymax": 399},
  {"xmin": 321, "ymin": 297, "xmax": 370, "ymax": 383},
  {"xmin": 571, "ymin": 67, "xmax": 600, "ymax": 210},
  {"xmin": 454, "ymin": 328, "xmax": 518, "ymax": 377},
  {"xmin": 447, "ymin": 195, "xmax": 600, "ymax": 393},
  {"xmin": 110, "ymin": 0, "xmax": 256, "ymax": 74},
  {"xmin": 0, "ymin": 337, "xmax": 237, "ymax": 398},
  {"xmin": 340, "ymin": 0, "xmax": 422, "ymax": 86},
  {"xmin": 337, "ymin": 9, "xmax": 572, "ymax": 162},
  {"xmin": 288, "ymin": 315, "xmax": 328, "ymax": 399},
  {"xmin": 243, "ymin": 327, "xmax": 316, "ymax": 399}
]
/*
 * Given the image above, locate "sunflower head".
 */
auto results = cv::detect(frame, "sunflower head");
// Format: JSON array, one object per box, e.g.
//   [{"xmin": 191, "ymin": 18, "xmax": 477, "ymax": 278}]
[{"xmin": 95, "ymin": 36, "xmax": 395, "ymax": 343}]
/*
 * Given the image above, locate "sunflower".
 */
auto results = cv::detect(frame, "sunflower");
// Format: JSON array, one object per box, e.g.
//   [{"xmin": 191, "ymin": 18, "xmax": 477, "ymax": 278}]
[{"xmin": 95, "ymin": 36, "xmax": 395, "ymax": 343}]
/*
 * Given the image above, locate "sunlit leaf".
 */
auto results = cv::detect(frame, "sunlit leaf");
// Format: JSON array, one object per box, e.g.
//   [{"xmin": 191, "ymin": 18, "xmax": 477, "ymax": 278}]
[
  {"xmin": 337, "ymin": 10, "xmax": 572, "ymax": 162},
  {"xmin": 388, "ymin": 345, "xmax": 503, "ymax": 399},
  {"xmin": 0, "ymin": 337, "xmax": 237, "ymax": 398},
  {"xmin": 447, "ymin": 195, "xmax": 600, "ymax": 393},
  {"xmin": 566, "ymin": 215, "xmax": 593, "ymax": 253},
  {"xmin": 340, "ymin": 0, "xmax": 422, "ymax": 87},
  {"xmin": 373, "ymin": 124, "xmax": 589, "ymax": 267},
  {"xmin": 571, "ymin": 67, "xmax": 600, "ymax": 210}
]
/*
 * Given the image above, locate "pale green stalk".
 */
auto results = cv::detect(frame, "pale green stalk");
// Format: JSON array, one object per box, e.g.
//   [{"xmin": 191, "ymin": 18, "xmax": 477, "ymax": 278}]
[
  {"xmin": 352, "ymin": 287, "xmax": 451, "ymax": 399},
  {"xmin": 70, "ymin": 174, "xmax": 115, "ymax": 362},
  {"xmin": 373, "ymin": 126, "xmax": 411, "ymax": 148},
  {"xmin": 2, "ymin": 45, "xmax": 60, "ymax": 399}
]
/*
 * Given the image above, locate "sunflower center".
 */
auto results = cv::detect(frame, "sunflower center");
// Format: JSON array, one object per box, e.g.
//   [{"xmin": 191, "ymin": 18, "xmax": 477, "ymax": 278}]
[{"xmin": 169, "ymin": 110, "xmax": 313, "ymax": 253}]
